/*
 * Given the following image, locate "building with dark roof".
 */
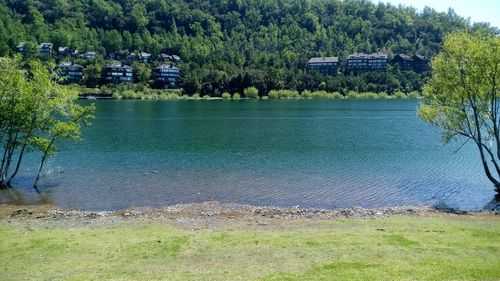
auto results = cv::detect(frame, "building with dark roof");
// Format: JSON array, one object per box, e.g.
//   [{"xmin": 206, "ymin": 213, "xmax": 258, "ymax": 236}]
[
  {"xmin": 57, "ymin": 47, "xmax": 70, "ymax": 56},
  {"xmin": 56, "ymin": 62, "xmax": 83, "ymax": 84},
  {"xmin": 104, "ymin": 63, "xmax": 133, "ymax": 84},
  {"xmin": 39, "ymin": 43, "xmax": 53, "ymax": 56},
  {"xmin": 159, "ymin": 54, "xmax": 181, "ymax": 63},
  {"xmin": 138, "ymin": 52, "xmax": 151, "ymax": 63},
  {"xmin": 413, "ymin": 55, "xmax": 430, "ymax": 72},
  {"xmin": 307, "ymin": 57, "xmax": 339, "ymax": 75},
  {"xmin": 346, "ymin": 53, "xmax": 388, "ymax": 72},
  {"xmin": 393, "ymin": 54, "xmax": 414, "ymax": 71},
  {"xmin": 80, "ymin": 51, "xmax": 96, "ymax": 60},
  {"xmin": 153, "ymin": 64, "xmax": 180, "ymax": 88},
  {"xmin": 128, "ymin": 52, "xmax": 152, "ymax": 63}
]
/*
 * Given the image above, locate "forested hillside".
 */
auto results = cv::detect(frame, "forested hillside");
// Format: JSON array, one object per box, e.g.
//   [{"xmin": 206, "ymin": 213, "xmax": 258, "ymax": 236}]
[{"xmin": 0, "ymin": 0, "xmax": 496, "ymax": 95}]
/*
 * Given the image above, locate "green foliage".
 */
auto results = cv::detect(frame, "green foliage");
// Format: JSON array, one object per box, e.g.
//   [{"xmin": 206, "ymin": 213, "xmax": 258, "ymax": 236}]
[
  {"xmin": 232, "ymin": 93, "xmax": 241, "ymax": 100},
  {"xmin": 0, "ymin": 0, "xmax": 488, "ymax": 95},
  {"xmin": 418, "ymin": 30, "xmax": 500, "ymax": 190},
  {"xmin": 243, "ymin": 87, "xmax": 259, "ymax": 99},
  {"xmin": 103, "ymin": 84, "xmax": 183, "ymax": 100},
  {"xmin": 268, "ymin": 89, "xmax": 300, "ymax": 99},
  {"xmin": 221, "ymin": 92, "xmax": 231, "ymax": 99},
  {"xmin": 0, "ymin": 56, "xmax": 94, "ymax": 188},
  {"xmin": 131, "ymin": 63, "xmax": 151, "ymax": 84},
  {"xmin": 301, "ymin": 90, "xmax": 343, "ymax": 99},
  {"xmin": 407, "ymin": 91, "xmax": 421, "ymax": 99}
]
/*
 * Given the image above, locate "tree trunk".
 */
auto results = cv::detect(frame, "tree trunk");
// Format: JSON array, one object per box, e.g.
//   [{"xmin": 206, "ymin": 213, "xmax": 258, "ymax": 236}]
[
  {"xmin": 33, "ymin": 138, "xmax": 55, "ymax": 189},
  {"xmin": 6, "ymin": 142, "xmax": 27, "ymax": 187}
]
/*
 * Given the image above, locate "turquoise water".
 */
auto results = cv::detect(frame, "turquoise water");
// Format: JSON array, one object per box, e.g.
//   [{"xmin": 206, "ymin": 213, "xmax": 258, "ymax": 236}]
[{"xmin": 1, "ymin": 100, "xmax": 496, "ymax": 210}]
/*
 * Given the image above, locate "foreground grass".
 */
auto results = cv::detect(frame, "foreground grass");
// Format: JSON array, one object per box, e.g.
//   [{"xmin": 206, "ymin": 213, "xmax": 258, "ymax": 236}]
[{"xmin": 1, "ymin": 214, "xmax": 499, "ymax": 280}]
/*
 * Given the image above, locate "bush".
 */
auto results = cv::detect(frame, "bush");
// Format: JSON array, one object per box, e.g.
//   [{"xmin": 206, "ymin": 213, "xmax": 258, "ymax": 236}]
[
  {"xmin": 222, "ymin": 92, "xmax": 231, "ymax": 99},
  {"xmin": 394, "ymin": 91, "xmax": 407, "ymax": 99},
  {"xmin": 244, "ymin": 87, "xmax": 259, "ymax": 99},
  {"xmin": 191, "ymin": 93, "xmax": 201, "ymax": 100},
  {"xmin": 407, "ymin": 91, "xmax": 421, "ymax": 99},
  {"xmin": 301, "ymin": 90, "xmax": 343, "ymax": 99},
  {"xmin": 232, "ymin": 93, "xmax": 241, "ymax": 100},
  {"xmin": 346, "ymin": 91, "xmax": 383, "ymax": 99},
  {"xmin": 268, "ymin": 89, "xmax": 300, "ymax": 99}
]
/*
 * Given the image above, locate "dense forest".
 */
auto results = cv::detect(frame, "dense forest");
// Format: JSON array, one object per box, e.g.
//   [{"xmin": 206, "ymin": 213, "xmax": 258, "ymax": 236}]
[{"xmin": 0, "ymin": 0, "xmax": 497, "ymax": 96}]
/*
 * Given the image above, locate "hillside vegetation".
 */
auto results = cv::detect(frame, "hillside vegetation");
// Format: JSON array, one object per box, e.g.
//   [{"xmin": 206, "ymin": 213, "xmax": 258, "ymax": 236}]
[{"xmin": 0, "ymin": 0, "xmax": 497, "ymax": 96}]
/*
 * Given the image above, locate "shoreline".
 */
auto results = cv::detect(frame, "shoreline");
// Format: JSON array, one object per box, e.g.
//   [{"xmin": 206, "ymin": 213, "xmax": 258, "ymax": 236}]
[
  {"xmin": 2, "ymin": 201, "xmax": 499, "ymax": 280},
  {"xmin": 2, "ymin": 201, "xmax": 497, "ymax": 229}
]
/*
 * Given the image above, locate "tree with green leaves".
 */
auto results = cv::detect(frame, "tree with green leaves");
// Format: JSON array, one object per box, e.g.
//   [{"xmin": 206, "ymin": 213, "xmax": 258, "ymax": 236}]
[
  {"xmin": 0, "ymin": 56, "xmax": 94, "ymax": 189},
  {"xmin": 244, "ymin": 86, "xmax": 259, "ymax": 99},
  {"xmin": 418, "ymin": 30, "xmax": 500, "ymax": 194}
]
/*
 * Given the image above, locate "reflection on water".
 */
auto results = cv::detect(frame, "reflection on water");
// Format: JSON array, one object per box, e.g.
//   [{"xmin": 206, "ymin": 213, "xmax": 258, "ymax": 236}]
[{"xmin": 0, "ymin": 100, "xmax": 497, "ymax": 210}]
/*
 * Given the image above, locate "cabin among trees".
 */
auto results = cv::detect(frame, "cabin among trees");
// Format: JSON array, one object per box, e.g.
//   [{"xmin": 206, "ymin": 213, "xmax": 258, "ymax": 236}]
[
  {"xmin": 153, "ymin": 64, "xmax": 181, "ymax": 88},
  {"xmin": 56, "ymin": 62, "xmax": 84, "ymax": 84},
  {"xmin": 39, "ymin": 43, "xmax": 53, "ymax": 57},
  {"xmin": 346, "ymin": 53, "xmax": 388, "ymax": 73},
  {"xmin": 393, "ymin": 54, "xmax": 414, "ymax": 70},
  {"xmin": 413, "ymin": 55, "xmax": 430, "ymax": 72},
  {"xmin": 307, "ymin": 57, "xmax": 339, "ymax": 75},
  {"xmin": 393, "ymin": 54, "xmax": 430, "ymax": 72},
  {"xmin": 104, "ymin": 63, "xmax": 133, "ymax": 84}
]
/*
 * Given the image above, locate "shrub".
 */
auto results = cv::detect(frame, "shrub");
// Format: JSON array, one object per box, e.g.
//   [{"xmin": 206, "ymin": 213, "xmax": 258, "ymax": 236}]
[
  {"xmin": 407, "ymin": 91, "xmax": 421, "ymax": 99},
  {"xmin": 244, "ymin": 87, "xmax": 259, "ymax": 99},
  {"xmin": 232, "ymin": 93, "xmax": 241, "ymax": 100},
  {"xmin": 268, "ymin": 89, "xmax": 300, "ymax": 99},
  {"xmin": 192, "ymin": 93, "xmax": 201, "ymax": 100},
  {"xmin": 301, "ymin": 90, "xmax": 343, "ymax": 99},
  {"xmin": 222, "ymin": 92, "xmax": 231, "ymax": 99},
  {"xmin": 394, "ymin": 91, "xmax": 407, "ymax": 99}
]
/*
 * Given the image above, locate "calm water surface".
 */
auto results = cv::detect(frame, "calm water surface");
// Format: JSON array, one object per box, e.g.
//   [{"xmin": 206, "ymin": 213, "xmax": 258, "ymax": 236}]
[{"xmin": 1, "ymin": 100, "xmax": 496, "ymax": 210}]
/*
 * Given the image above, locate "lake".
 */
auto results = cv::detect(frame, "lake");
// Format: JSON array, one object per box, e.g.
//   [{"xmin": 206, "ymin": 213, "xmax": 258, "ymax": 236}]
[{"xmin": 0, "ymin": 100, "xmax": 496, "ymax": 210}]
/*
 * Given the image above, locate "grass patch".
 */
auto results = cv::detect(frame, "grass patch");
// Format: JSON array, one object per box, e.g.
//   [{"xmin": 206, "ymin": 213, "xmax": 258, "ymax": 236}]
[{"xmin": 0, "ymin": 215, "xmax": 498, "ymax": 280}]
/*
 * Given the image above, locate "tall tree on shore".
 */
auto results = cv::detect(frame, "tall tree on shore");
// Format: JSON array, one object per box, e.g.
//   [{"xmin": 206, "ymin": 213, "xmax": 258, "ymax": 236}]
[
  {"xmin": 418, "ymin": 30, "xmax": 500, "ymax": 194},
  {"xmin": 0, "ymin": 56, "xmax": 95, "ymax": 189}
]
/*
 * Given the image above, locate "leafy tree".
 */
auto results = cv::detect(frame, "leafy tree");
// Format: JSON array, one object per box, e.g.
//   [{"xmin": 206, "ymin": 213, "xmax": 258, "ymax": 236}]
[
  {"xmin": 244, "ymin": 86, "xmax": 259, "ymax": 99},
  {"xmin": 132, "ymin": 62, "xmax": 151, "ymax": 84},
  {"xmin": 0, "ymin": 56, "xmax": 94, "ymax": 189},
  {"xmin": 418, "ymin": 31, "xmax": 500, "ymax": 193}
]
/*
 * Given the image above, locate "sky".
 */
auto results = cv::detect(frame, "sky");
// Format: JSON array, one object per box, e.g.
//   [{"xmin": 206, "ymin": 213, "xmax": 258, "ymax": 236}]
[{"xmin": 373, "ymin": 0, "xmax": 500, "ymax": 28}]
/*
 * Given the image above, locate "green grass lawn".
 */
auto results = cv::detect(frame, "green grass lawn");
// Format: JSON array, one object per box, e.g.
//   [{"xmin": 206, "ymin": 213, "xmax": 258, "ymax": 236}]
[{"xmin": 0, "ymin": 214, "xmax": 499, "ymax": 280}]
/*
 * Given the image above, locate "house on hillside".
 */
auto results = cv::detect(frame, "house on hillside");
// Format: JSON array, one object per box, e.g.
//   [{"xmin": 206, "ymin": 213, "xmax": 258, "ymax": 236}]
[
  {"xmin": 56, "ymin": 61, "xmax": 84, "ymax": 84},
  {"xmin": 307, "ymin": 57, "xmax": 339, "ymax": 75},
  {"xmin": 138, "ymin": 52, "xmax": 151, "ymax": 63},
  {"xmin": 16, "ymin": 42, "xmax": 25, "ymax": 53},
  {"xmin": 367, "ymin": 53, "xmax": 388, "ymax": 71},
  {"xmin": 159, "ymin": 54, "xmax": 181, "ymax": 63},
  {"xmin": 80, "ymin": 51, "xmax": 96, "ymax": 60},
  {"xmin": 39, "ymin": 43, "xmax": 53, "ymax": 56},
  {"xmin": 393, "ymin": 54, "xmax": 414, "ymax": 71},
  {"xmin": 104, "ymin": 63, "xmax": 133, "ymax": 84},
  {"xmin": 413, "ymin": 55, "xmax": 430, "ymax": 72},
  {"xmin": 153, "ymin": 64, "xmax": 180, "ymax": 88},
  {"xmin": 346, "ymin": 53, "xmax": 387, "ymax": 72},
  {"xmin": 57, "ymin": 47, "xmax": 70, "ymax": 56},
  {"xmin": 346, "ymin": 53, "xmax": 368, "ymax": 72}
]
